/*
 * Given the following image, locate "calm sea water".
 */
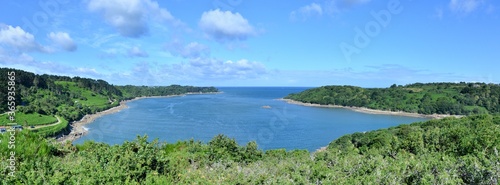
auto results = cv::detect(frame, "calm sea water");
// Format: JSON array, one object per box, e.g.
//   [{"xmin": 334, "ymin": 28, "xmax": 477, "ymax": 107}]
[{"xmin": 74, "ymin": 87, "xmax": 428, "ymax": 151}]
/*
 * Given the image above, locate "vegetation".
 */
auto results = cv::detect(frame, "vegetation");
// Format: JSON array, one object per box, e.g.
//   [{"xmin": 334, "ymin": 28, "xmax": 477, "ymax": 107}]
[
  {"xmin": 31, "ymin": 116, "xmax": 69, "ymax": 137},
  {"xmin": 285, "ymin": 83, "xmax": 500, "ymax": 115},
  {"xmin": 0, "ymin": 68, "xmax": 218, "ymax": 136},
  {"xmin": 2, "ymin": 68, "xmax": 499, "ymax": 184},
  {"xmin": 0, "ymin": 113, "xmax": 57, "ymax": 126},
  {"xmin": 118, "ymin": 85, "xmax": 219, "ymax": 100},
  {"xmin": 1, "ymin": 115, "xmax": 499, "ymax": 184}
]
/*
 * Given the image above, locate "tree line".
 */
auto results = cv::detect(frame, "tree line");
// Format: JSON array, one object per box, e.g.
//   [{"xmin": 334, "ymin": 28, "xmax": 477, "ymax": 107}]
[{"xmin": 285, "ymin": 82, "xmax": 500, "ymax": 115}]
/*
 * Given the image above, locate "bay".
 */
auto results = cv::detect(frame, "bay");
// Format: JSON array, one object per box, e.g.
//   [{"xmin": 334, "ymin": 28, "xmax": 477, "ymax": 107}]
[{"xmin": 74, "ymin": 87, "xmax": 429, "ymax": 151}]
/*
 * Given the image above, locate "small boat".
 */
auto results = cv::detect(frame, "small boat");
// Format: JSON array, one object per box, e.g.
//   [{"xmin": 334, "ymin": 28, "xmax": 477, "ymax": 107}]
[{"xmin": 262, "ymin": 105, "xmax": 271, "ymax": 109}]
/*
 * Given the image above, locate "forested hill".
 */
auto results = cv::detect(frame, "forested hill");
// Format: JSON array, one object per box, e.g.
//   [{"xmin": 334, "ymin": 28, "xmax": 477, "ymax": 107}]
[
  {"xmin": 285, "ymin": 83, "xmax": 500, "ymax": 115},
  {"xmin": 0, "ymin": 68, "xmax": 218, "ymax": 136}
]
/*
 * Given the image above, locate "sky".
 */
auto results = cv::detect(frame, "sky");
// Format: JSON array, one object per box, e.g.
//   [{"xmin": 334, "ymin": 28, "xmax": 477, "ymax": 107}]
[{"xmin": 0, "ymin": 0, "xmax": 499, "ymax": 87}]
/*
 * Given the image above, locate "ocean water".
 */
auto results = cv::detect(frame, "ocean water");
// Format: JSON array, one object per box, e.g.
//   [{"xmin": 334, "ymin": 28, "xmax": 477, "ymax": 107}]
[{"xmin": 74, "ymin": 87, "xmax": 429, "ymax": 151}]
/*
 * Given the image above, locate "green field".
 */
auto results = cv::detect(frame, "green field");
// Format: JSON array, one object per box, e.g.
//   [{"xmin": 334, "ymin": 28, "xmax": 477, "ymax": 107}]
[
  {"xmin": 0, "ymin": 112, "xmax": 57, "ymax": 126},
  {"xmin": 55, "ymin": 81, "xmax": 111, "ymax": 107},
  {"xmin": 32, "ymin": 116, "xmax": 69, "ymax": 137}
]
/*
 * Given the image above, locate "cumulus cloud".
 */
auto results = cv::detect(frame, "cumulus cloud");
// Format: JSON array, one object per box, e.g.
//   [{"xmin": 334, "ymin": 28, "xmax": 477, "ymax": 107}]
[
  {"xmin": 199, "ymin": 9, "xmax": 256, "ymax": 42},
  {"xmin": 0, "ymin": 52, "xmax": 103, "ymax": 78},
  {"xmin": 170, "ymin": 58, "xmax": 267, "ymax": 79},
  {"xmin": 0, "ymin": 25, "xmax": 49, "ymax": 53},
  {"xmin": 127, "ymin": 46, "xmax": 149, "ymax": 58},
  {"xmin": 290, "ymin": 3, "xmax": 323, "ymax": 21},
  {"xmin": 165, "ymin": 40, "xmax": 210, "ymax": 59},
  {"xmin": 109, "ymin": 59, "xmax": 268, "ymax": 86},
  {"xmin": 48, "ymin": 32, "xmax": 77, "ymax": 51},
  {"xmin": 449, "ymin": 0, "xmax": 483, "ymax": 14},
  {"xmin": 87, "ymin": 0, "xmax": 180, "ymax": 37}
]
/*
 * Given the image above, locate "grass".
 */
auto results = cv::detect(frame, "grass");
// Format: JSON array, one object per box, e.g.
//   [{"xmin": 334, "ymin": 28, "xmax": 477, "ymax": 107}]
[
  {"xmin": 464, "ymin": 106, "xmax": 488, "ymax": 113},
  {"xmin": 55, "ymin": 81, "xmax": 110, "ymax": 107},
  {"xmin": 32, "ymin": 116, "xmax": 69, "ymax": 137},
  {"xmin": 0, "ymin": 112, "xmax": 57, "ymax": 126},
  {"xmin": 403, "ymin": 88, "xmax": 423, "ymax": 92}
]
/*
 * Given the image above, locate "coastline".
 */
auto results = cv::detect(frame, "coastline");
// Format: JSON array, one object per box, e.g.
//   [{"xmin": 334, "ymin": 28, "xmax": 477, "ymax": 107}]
[
  {"xmin": 279, "ymin": 98, "xmax": 463, "ymax": 119},
  {"xmin": 280, "ymin": 98, "xmax": 465, "ymax": 154},
  {"xmin": 57, "ymin": 93, "xmax": 221, "ymax": 144}
]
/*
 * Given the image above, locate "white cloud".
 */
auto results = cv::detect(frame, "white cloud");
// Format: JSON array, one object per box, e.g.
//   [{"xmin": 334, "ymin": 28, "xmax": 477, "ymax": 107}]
[
  {"xmin": 87, "ymin": 0, "xmax": 180, "ymax": 38},
  {"xmin": 173, "ymin": 58, "xmax": 267, "ymax": 79},
  {"xmin": 290, "ymin": 3, "xmax": 323, "ymax": 21},
  {"xmin": 165, "ymin": 40, "xmax": 210, "ymax": 59},
  {"xmin": 0, "ymin": 52, "xmax": 103, "ymax": 78},
  {"xmin": 449, "ymin": 0, "xmax": 483, "ymax": 14},
  {"xmin": 48, "ymin": 32, "xmax": 77, "ymax": 51},
  {"xmin": 312, "ymin": 0, "xmax": 371, "ymax": 17},
  {"xmin": 127, "ymin": 46, "xmax": 149, "ymax": 58},
  {"xmin": 76, "ymin": 67, "xmax": 99, "ymax": 74},
  {"xmin": 199, "ymin": 9, "xmax": 256, "ymax": 42},
  {"xmin": 0, "ymin": 25, "xmax": 49, "ymax": 53}
]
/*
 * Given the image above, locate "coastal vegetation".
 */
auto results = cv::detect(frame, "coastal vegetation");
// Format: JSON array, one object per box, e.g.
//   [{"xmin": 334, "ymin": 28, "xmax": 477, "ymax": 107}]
[
  {"xmin": 0, "ymin": 68, "xmax": 218, "ymax": 136},
  {"xmin": 1, "ymin": 115, "xmax": 499, "ymax": 184},
  {"xmin": 285, "ymin": 83, "xmax": 500, "ymax": 115},
  {"xmin": 1, "ymin": 68, "xmax": 500, "ymax": 184}
]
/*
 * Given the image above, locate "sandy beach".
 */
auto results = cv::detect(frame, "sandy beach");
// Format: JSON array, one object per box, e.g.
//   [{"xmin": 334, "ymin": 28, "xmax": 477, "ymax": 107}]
[
  {"xmin": 279, "ymin": 98, "xmax": 463, "ymax": 119},
  {"xmin": 56, "ymin": 94, "xmax": 203, "ymax": 144}
]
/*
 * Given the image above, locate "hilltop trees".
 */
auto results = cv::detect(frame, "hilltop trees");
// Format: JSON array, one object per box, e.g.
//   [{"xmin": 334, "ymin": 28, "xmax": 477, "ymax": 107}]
[{"xmin": 285, "ymin": 82, "xmax": 500, "ymax": 115}]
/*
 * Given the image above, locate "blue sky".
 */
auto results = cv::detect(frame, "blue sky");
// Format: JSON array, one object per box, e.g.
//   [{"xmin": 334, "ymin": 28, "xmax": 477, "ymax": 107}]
[{"xmin": 0, "ymin": 0, "xmax": 499, "ymax": 87}]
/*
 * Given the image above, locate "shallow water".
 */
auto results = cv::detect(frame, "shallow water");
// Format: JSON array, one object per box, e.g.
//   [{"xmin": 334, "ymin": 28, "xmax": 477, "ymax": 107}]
[{"xmin": 74, "ymin": 87, "xmax": 428, "ymax": 151}]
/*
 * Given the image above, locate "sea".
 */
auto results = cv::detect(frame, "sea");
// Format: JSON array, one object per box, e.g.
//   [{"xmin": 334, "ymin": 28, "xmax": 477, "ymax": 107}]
[{"xmin": 73, "ymin": 87, "xmax": 429, "ymax": 151}]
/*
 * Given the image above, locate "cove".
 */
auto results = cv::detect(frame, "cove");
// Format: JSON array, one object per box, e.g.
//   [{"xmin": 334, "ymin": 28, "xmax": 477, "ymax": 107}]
[{"xmin": 74, "ymin": 87, "xmax": 429, "ymax": 151}]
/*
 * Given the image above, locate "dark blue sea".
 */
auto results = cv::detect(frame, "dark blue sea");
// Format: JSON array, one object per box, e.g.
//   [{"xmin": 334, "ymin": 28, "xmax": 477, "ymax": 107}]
[{"xmin": 74, "ymin": 87, "xmax": 428, "ymax": 151}]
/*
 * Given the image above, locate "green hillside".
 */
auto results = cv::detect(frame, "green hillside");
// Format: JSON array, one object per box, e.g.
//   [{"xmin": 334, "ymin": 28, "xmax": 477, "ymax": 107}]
[
  {"xmin": 285, "ymin": 83, "xmax": 500, "ymax": 115},
  {"xmin": 0, "ymin": 68, "xmax": 218, "ymax": 136}
]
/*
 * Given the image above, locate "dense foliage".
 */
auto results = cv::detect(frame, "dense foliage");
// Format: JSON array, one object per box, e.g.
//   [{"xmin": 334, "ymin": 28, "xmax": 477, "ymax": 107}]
[
  {"xmin": 285, "ymin": 83, "xmax": 500, "ymax": 115},
  {"xmin": 0, "ymin": 68, "xmax": 218, "ymax": 136},
  {"xmin": 118, "ymin": 85, "xmax": 218, "ymax": 100},
  {"xmin": 1, "ymin": 115, "xmax": 499, "ymax": 184}
]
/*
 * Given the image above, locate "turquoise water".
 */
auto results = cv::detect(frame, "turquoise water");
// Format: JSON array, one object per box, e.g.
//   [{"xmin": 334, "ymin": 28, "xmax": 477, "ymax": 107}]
[{"xmin": 74, "ymin": 87, "xmax": 429, "ymax": 151}]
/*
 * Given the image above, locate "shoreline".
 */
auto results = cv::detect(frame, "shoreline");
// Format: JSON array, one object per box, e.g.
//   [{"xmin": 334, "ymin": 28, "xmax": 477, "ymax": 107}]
[
  {"xmin": 56, "ymin": 92, "xmax": 221, "ymax": 144},
  {"xmin": 279, "ymin": 98, "xmax": 463, "ymax": 119},
  {"xmin": 280, "ymin": 98, "xmax": 465, "ymax": 154}
]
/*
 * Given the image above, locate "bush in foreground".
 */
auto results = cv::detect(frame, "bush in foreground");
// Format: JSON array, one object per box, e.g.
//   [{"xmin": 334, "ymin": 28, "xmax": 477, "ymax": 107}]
[{"xmin": 1, "ymin": 115, "xmax": 499, "ymax": 184}]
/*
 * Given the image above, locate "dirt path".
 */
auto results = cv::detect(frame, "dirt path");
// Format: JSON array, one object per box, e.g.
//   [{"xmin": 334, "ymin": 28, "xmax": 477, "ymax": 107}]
[{"xmin": 27, "ymin": 116, "xmax": 62, "ymax": 130}]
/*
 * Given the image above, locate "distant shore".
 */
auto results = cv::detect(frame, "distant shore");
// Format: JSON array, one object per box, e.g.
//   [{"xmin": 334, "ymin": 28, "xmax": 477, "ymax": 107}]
[
  {"xmin": 57, "ymin": 92, "xmax": 221, "ymax": 144},
  {"xmin": 279, "ymin": 98, "xmax": 463, "ymax": 119}
]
